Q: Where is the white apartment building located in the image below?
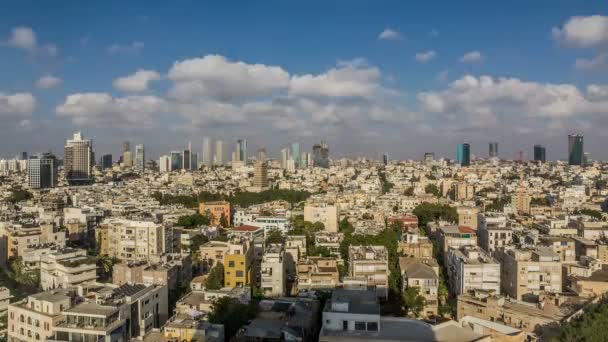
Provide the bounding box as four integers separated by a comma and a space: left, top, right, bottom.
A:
40, 248, 97, 290
261, 244, 286, 297
349, 246, 389, 300
8, 289, 72, 342
447, 246, 501, 295
97, 219, 170, 263
477, 214, 512, 252
233, 210, 292, 236
304, 202, 339, 233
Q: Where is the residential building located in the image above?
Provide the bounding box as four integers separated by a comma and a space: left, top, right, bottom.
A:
477, 214, 512, 252
260, 244, 286, 297
400, 257, 439, 317
349, 245, 389, 300
438, 225, 477, 262
40, 248, 97, 290
458, 206, 479, 231
312, 142, 329, 168
199, 201, 231, 226
135, 143, 145, 172
27, 153, 57, 189
162, 314, 224, 342
539, 236, 576, 262
96, 219, 169, 263
304, 202, 339, 233
251, 160, 269, 191
64, 132, 93, 184
0, 287, 12, 317
447, 246, 501, 295
223, 240, 253, 288
8, 289, 72, 342
296, 257, 340, 291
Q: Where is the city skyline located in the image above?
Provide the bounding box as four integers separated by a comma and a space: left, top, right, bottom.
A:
2, 2, 608, 160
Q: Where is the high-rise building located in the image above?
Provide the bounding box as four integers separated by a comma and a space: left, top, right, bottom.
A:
170, 151, 182, 171
64, 132, 93, 184
257, 147, 267, 162
202, 137, 212, 167
101, 154, 113, 170
215, 140, 225, 166
291, 143, 300, 168
533, 145, 546, 163
489, 142, 498, 158
135, 144, 145, 172
300, 152, 309, 168
182, 148, 191, 170
280, 148, 290, 169
158, 155, 170, 173
568, 133, 584, 166
191, 152, 199, 170
21, 152, 27, 160
122, 141, 132, 167
424, 152, 435, 163
253, 160, 269, 191
27, 153, 57, 189
312, 142, 329, 168
457, 143, 471, 166
237, 139, 248, 163
382, 153, 389, 166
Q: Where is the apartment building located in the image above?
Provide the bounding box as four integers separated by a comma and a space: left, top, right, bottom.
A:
162, 314, 224, 342
285, 235, 307, 278
349, 245, 389, 300
447, 246, 501, 295
457, 206, 479, 230
495, 248, 562, 301
539, 236, 576, 262
477, 214, 512, 253
7, 289, 72, 342
260, 244, 286, 297
0, 287, 12, 317
438, 226, 477, 262
296, 257, 340, 291
96, 218, 169, 263
398, 230, 433, 259
223, 240, 253, 288
399, 257, 439, 317
199, 241, 247, 272
314, 233, 344, 257
199, 201, 231, 226
113, 254, 192, 291
0, 224, 66, 266
40, 248, 97, 290
304, 202, 339, 233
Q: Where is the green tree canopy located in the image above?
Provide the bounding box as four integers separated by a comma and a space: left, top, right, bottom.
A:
403, 286, 426, 317
424, 184, 441, 198
265, 228, 285, 245
205, 262, 224, 290
412, 203, 458, 227
209, 297, 258, 341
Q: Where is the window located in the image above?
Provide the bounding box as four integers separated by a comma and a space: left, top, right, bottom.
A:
343, 321, 348, 331
326, 319, 330, 324
367, 322, 378, 331
236, 271, 244, 277
229, 261, 235, 267
355, 322, 366, 331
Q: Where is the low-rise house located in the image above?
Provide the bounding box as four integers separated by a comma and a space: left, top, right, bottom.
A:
349, 245, 389, 300
296, 257, 340, 291
399, 257, 439, 317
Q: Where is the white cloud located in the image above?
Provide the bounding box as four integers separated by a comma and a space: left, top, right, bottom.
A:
113, 69, 161, 92
378, 28, 402, 40
290, 61, 383, 98
552, 15, 608, 48
6, 27, 36, 50
415, 50, 437, 63
168, 54, 290, 100
575, 53, 608, 70
436, 70, 449, 83
0, 92, 36, 115
36, 75, 62, 89
4, 26, 58, 57
587, 84, 608, 100
107, 41, 144, 55
56, 93, 166, 127
459, 51, 484, 63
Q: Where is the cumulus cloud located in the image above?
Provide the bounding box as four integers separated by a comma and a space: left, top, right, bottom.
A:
4, 26, 58, 57
168, 54, 290, 101
113, 69, 161, 92
552, 15, 608, 48
0, 92, 36, 115
56, 93, 166, 127
378, 28, 402, 40
575, 53, 608, 70
107, 41, 144, 55
460, 51, 484, 63
415, 50, 437, 63
36, 75, 62, 89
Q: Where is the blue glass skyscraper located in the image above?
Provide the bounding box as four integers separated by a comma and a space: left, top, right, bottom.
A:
568, 134, 583, 166
457, 143, 471, 166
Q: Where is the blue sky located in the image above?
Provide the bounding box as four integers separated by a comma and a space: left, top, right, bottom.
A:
1, 0, 608, 161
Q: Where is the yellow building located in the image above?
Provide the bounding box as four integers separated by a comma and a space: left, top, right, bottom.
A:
224, 241, 253, 288
199, 201, 231, 226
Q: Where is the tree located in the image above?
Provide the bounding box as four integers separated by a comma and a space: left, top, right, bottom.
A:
403, 286, 426, 317
208, 297, 258, 341
424, 184, 441, 198
205, 262, 224, 290
8, 258, 39, 287
265, 228, 285, 245
7, 188, 32, 204
553, 297, 608, 342
177, 214, 210, 227
96, 255, 119, 281
219, 213, 228, 227
413, 203, 458, 227
404, 187, 415, 196
576, 209, 603, 220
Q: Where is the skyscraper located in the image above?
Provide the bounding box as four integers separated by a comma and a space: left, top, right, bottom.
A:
122, 141, 132, 167
489, 142, 498, 158
457, 143, 471, 166
280, 148, 290, 169
291, 143, 300, 168
568, 133, 584, 166
382, 153, 389, 165
300, 152, 309, 168
191, 153, 199, 170
135, 144, 145, 172
237, 139, 248, 163
533, 145, 546, 163
257, 147, 267, 161
101, 154, 113, 170
170, 151, 182, 171
182, 148, 191, 170
253, 160, 269, 191
159, 155, 170, 172
202, 137, 212, 167
64, 132, 93, 184
27, 153, 57, 189
215, 140, 225, 166
424, 152, 435, 163
312, 142, 329, 168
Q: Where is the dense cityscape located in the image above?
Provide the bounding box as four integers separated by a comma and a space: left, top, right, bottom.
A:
0, 129, 606, 341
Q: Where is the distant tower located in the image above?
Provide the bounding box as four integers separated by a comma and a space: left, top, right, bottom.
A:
101, 154, 113, 170
568, 133, 584, 166
489, 142, 498, 158
64, 132, 93, 184
253, 160, 269, 190
183, 142, 191, 170
312, 141, 330, 168
27, 153, 57, 189
257, 147, 267, 162
457, 143, 471, 166
170, 151, 182, 171
122, 141, 132, 167
202, 137, 212, 167
382, 153, 389, 165
135, 144, 145, 172
533, 145, 546, 163
215, 140, 225, 166
237, 139, 248, 163
424, 152, 435, 163
291, 143, 300, 168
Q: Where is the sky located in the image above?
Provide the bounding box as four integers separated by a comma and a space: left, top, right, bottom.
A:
1, 0, 608, 161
